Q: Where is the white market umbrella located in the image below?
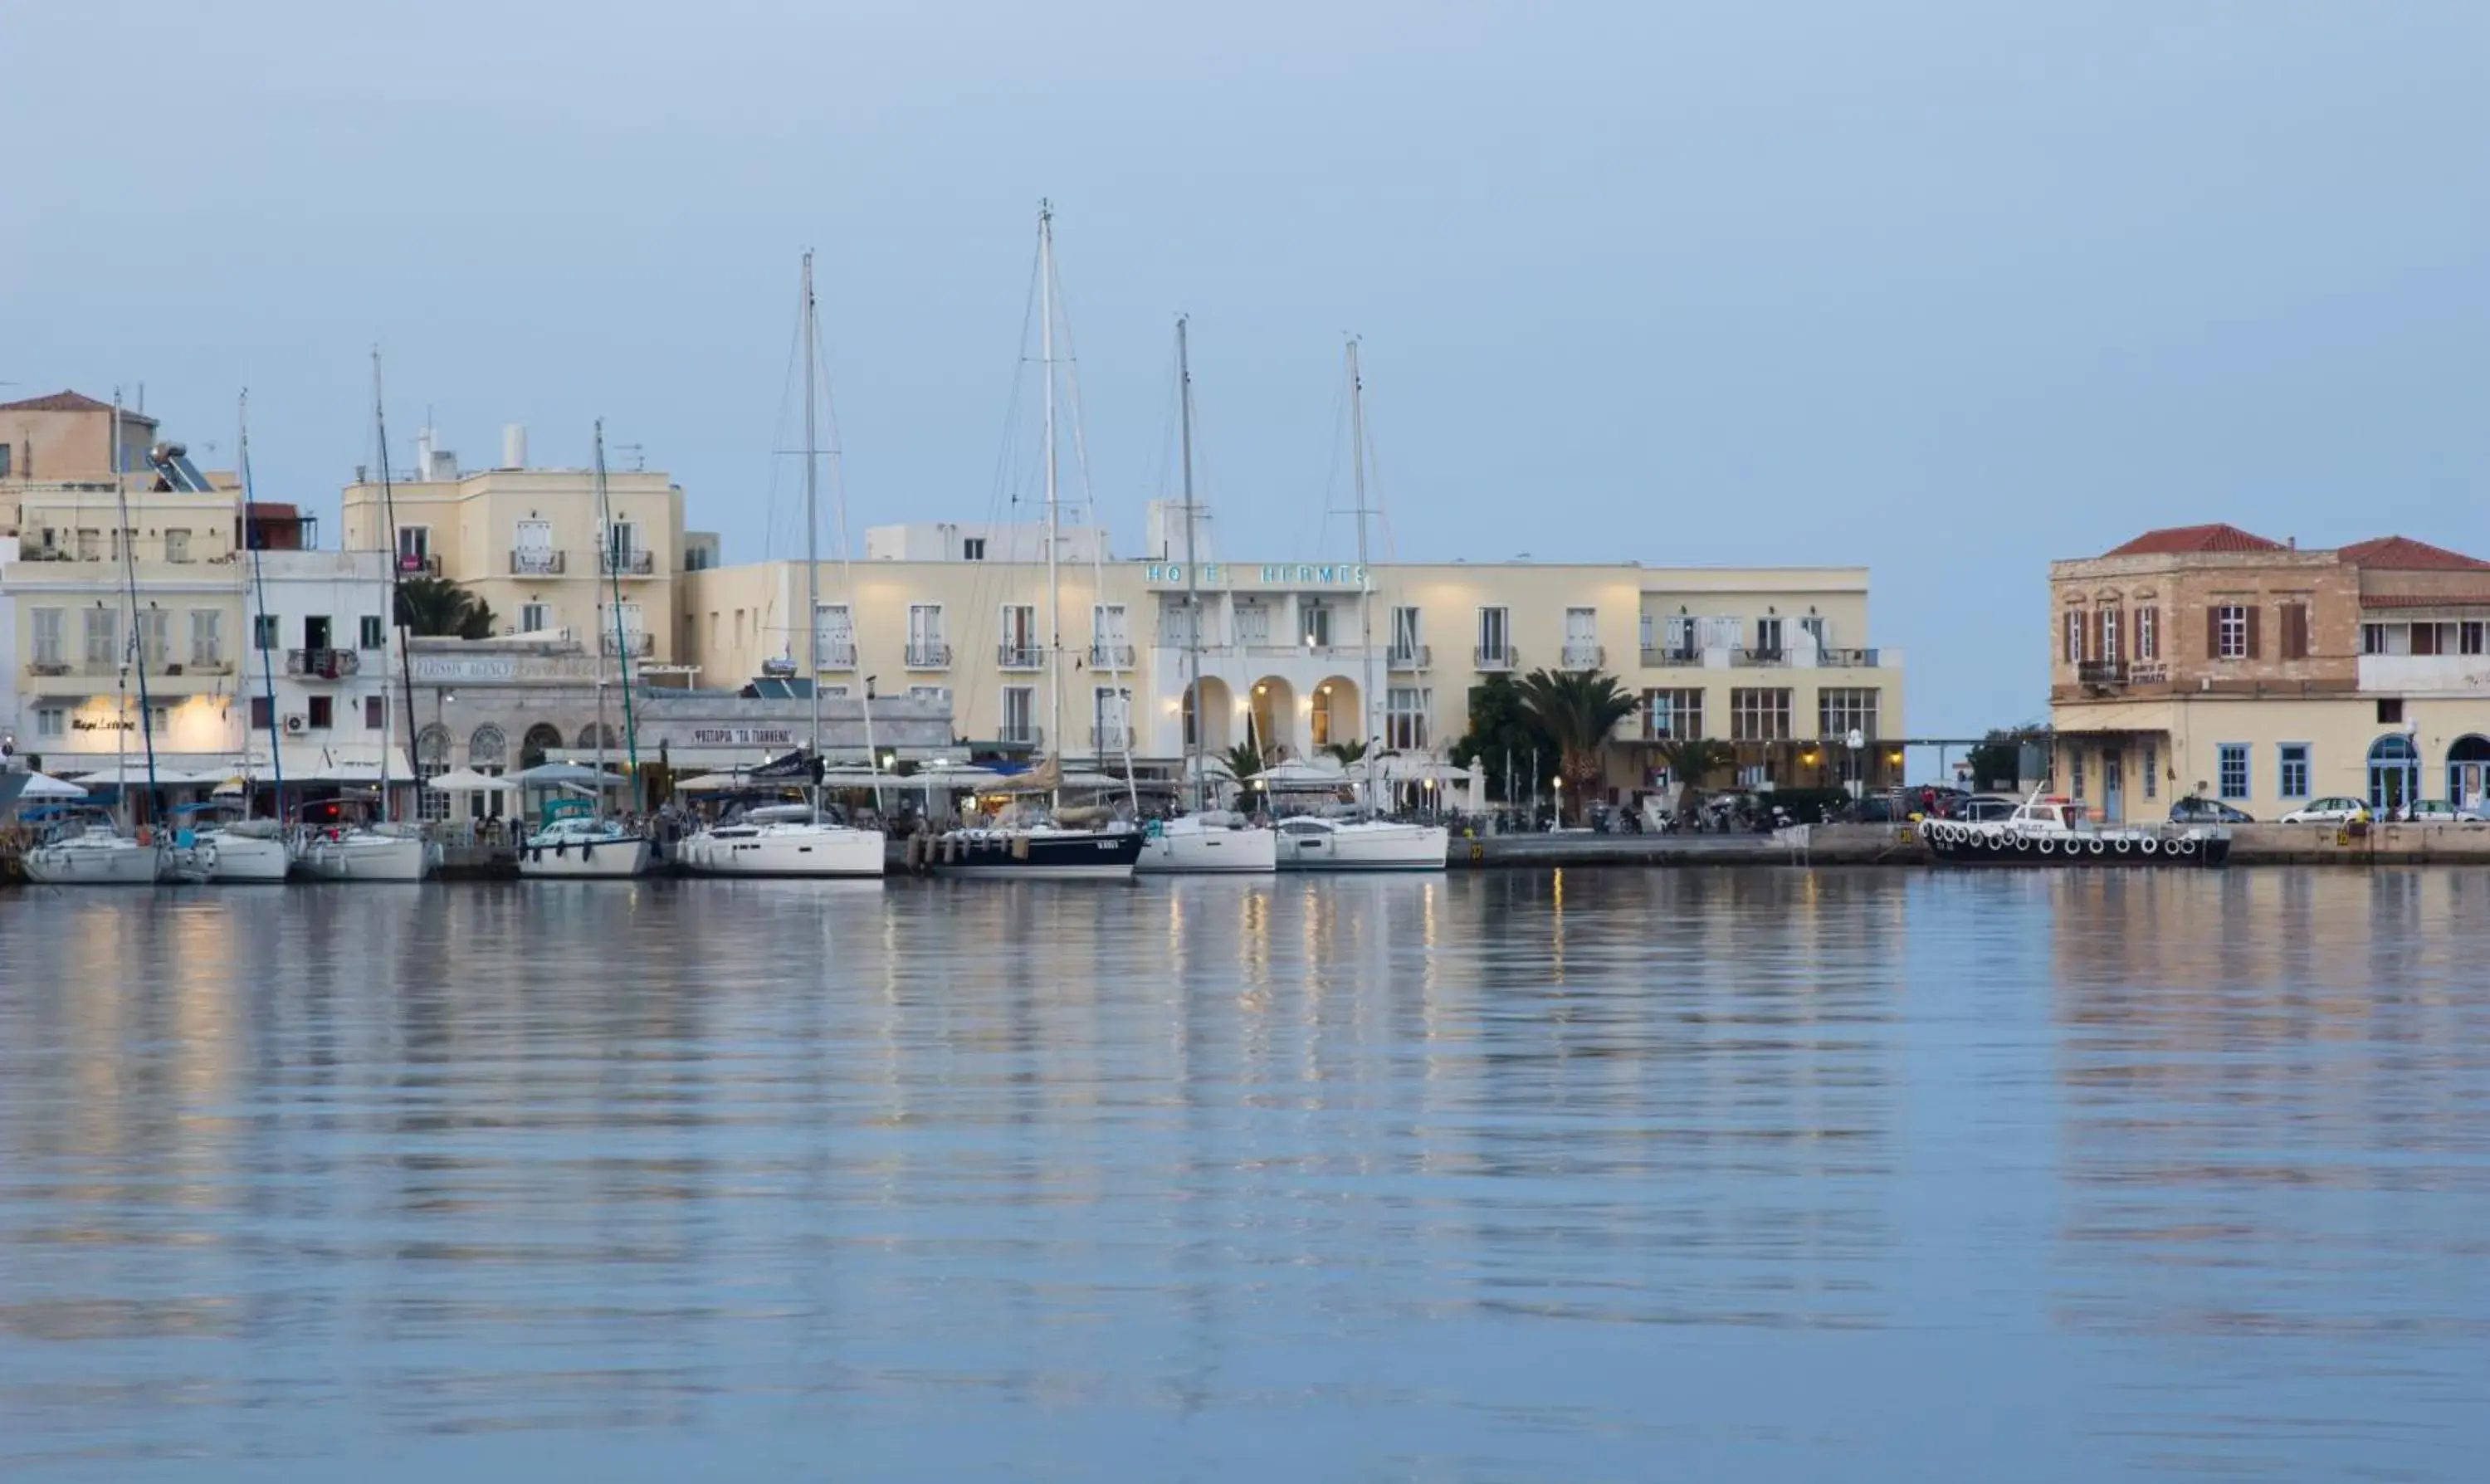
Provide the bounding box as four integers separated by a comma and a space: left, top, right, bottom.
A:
66, 763, 217, 788
426, 768, 516, 794
15, 771, 89, 800
674, 771, 764, 794
508, 762, 630, 788
1250, 758, 1350, 790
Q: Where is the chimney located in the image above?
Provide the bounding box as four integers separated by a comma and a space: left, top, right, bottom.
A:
502, 424, 528, 469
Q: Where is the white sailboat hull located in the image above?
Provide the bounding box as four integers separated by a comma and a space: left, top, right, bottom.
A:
305, 832, 437, 881
519, 834, 656, 878
1136, 822, 1278, 874
202, 833, 295, 882
1275, 821, 1449, 871
22, 839, 164, 886
681, 824, 886, 877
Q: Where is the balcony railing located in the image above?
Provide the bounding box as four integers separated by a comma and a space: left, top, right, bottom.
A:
286, 647, 363, 679
397, 554, 441, 577
599, 632, 655, 657
1560, 643, 1604, 670
510, 549, 568, 575
905, 642, 952, 669
1090, 725, 1134, 753
1641, 646, 1702, 667
184, 657, 235, 676
1731, 647, 1788, 667
1089, 642, 1136, 670
1474, 645, 1519, 672
2077, 660, 2128, 687
27, 659, 71, 677
997, 643, 1042, 670
815, 642, 857, 670
1388, 644, 1431, 671
598, 549, 657, 576
997, 725, 1044, 750
1818, 647, 1884, 668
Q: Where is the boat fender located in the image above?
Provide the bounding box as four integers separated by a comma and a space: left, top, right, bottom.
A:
2114, 837, 2131, 855
2036, 837, 2053, 855
1987, 831, 2004, 850
1012, 833, 1031, 861
2087, 837, 2106, 855
2140, 837, 2158, 857
2175, 837, 2195, 857
583, 840, 595, 858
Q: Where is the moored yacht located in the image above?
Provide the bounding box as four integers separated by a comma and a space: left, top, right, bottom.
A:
1138, 810, 1278, 874
21, 817, 169, 886
682, 802, 883, 877
1273, 814, 1448, 871
196, 817, 297, 882
518, 812, 656, 878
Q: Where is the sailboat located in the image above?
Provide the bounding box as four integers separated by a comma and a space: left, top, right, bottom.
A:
1137, 316, 1274, 875
520, 422, 656, 877
196, 393, 301, 882
935, 204, 1144, 881
304, 353, 437, 881
679, 251, 886, 878
23, 392, 184, 886
1272, 341, 1446, 873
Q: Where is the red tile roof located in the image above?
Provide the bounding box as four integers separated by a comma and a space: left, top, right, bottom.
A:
2102, 523, 2286, 557
0, 389, 118, 415
2338, 535, 2490, 571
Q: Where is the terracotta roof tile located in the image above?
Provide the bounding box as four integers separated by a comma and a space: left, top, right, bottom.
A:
2102, 523, 2287, 558
2339, 535, 2490, 571
0, 389, 124, 415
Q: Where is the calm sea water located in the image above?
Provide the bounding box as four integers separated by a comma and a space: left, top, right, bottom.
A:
2, 870, 2486, 1482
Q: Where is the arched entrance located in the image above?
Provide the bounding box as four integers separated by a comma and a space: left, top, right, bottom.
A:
2448, 735, 2490, 813
576, 722, 620, 752
2367, 733, 2419, 811
1184, 676, 1234, 753
468, 725, 510, 819
1310, 676, 1360, 754
520, 722, 564, 771
1249, 676, 1296, 759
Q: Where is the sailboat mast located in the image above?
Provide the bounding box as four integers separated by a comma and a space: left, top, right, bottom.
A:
592, 421, 612, 790
1179, 316, 1204, 812
373, 351, 415, 825
1347, 341, 1379, 815
113, 392, 161, 825
1039, 202, 1062, 811
802, 251, 823, 803
240, 392, 285, 821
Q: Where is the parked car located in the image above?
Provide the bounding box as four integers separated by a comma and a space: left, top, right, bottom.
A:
2169, 797, 2255, 824
2278, 797, 2370, 825
2393, 800, 2485, 823
1852, 796, 1901, 823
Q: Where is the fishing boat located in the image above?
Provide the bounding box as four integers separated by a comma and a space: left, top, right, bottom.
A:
1135, 316, 1276, 876
931, 204, 1140, 881
1917, 794, 2231, 867
677, 253, 886, 878
1267, 341, 1445, 874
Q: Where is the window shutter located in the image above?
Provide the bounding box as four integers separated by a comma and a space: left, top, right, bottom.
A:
2245, 604, 2262, 659
2286, 603, 2307, 660
2116, 608, 2129, 666
2206, 608, 2222, 660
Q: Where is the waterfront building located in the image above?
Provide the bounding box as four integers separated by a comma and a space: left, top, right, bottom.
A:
339, 427, 715, 667
680, 504, 1907, 799
2048, 524, 2490, 818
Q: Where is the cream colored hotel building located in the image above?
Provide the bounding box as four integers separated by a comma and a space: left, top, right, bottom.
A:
678, 506, 1908, 798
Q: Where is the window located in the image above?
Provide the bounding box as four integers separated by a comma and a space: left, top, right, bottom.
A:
1730, 687, 1791, 741
1385, 687, 1430, 750
1389, 605, 1422, 661
513, 518, 555, 574
1818, 688, 1880, 740
307, 696, 334, 730
519, 603, 549, 634
2218, 744, 2249, 800
2072, 749, 2086, 800
2463, 622, 2487, 656
1643, 687, 1704, 740
360, 615, 385, 649
396, 525, 430, 570
2143, 742, 2159, 800
2377, 698, 2405, 725
137, 609, 168, 671
31, 608, 63, 667
0, 444, 10, 478
248, 695, 275, 730
359, 696, 383, 730
2362, 622, 2390, 656
1564, 607, 1599, 666
963, 537, 987, 561
2097, 607, 2120, 665
36, 707, 66, 738
1233, 599, 1271, 645
303, 615, 331, 651
1477, 606, 1511, 665
2136, 607, 2158, 662
1753, 615, 1783, 660
1091, 686, 1131, 750
1298, 601, 1331, 649
2279, 744, 2310, 799
906, 603, 946, 666
189, 609, 222, 666
76, 528, 100, 561
164, 528, 192, 563
253, 614, 278, 652
998, 603, 1038, 666
1658, 614, 1697, 659
2413, 622, 2449, 657
2063, 609, 2083, 663
85, 608, 119, 668
1092, 603, 1130, 665
1001, 686, 1036, 744
815, 603, 854, 665
2279, 601, 2309, 661
608, 520, 638, 564
2214, 604, 2249, 660
1798, 613, 1828, 652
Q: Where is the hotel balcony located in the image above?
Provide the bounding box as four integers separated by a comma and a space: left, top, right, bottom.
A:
286, 647, 363, 679
997, 643, 1042, 670
2076, 660, 2128, 687
1090, 725, 1134, 753
815, 641, 857, 670
1730, 647, 1788, 667
905, 641, 952, 670
397, 554, 442, 577
1387, 644, 1431, 671
1474, 645, 1519, 672
598, 548, 657, 577
510, 549, 568, 575
600, 631, 655, 657
1641, 646, 1702, 667
1089, 642, 1136, 670
1560, 643, 1604, 670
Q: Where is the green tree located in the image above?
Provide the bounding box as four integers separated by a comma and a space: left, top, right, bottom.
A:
393, 577, 496, 640
1515, 668, 1638, 821
1321, 739, 1370, 766
1966, 725, 2041, 792
1220, 740, 1267, 784
1448, 673, 1538, 802
1655, 737, 1738, 818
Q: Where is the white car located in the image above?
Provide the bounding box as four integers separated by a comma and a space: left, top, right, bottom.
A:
2279, 797, 2370, 825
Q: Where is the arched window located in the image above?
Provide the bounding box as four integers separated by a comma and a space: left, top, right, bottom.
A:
469, 724, 508, 771
576, 722, 620, 751
2368, 733, 2419, 811
414, 725, 452, 767
2447, 735, 2490, 813
520, 723, 564, 771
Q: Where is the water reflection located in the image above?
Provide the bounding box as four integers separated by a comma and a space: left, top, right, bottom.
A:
1, 871, 2483, 1479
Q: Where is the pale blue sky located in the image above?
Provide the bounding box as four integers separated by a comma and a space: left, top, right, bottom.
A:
8, 2, 2486, 735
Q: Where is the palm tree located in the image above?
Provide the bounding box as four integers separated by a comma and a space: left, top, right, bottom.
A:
393, 576, 496, 640
1655, 737, 1738, 819
1321, 739, 1370, 766
1220, 740, 1266, 784
1515, 668, 1638, 822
